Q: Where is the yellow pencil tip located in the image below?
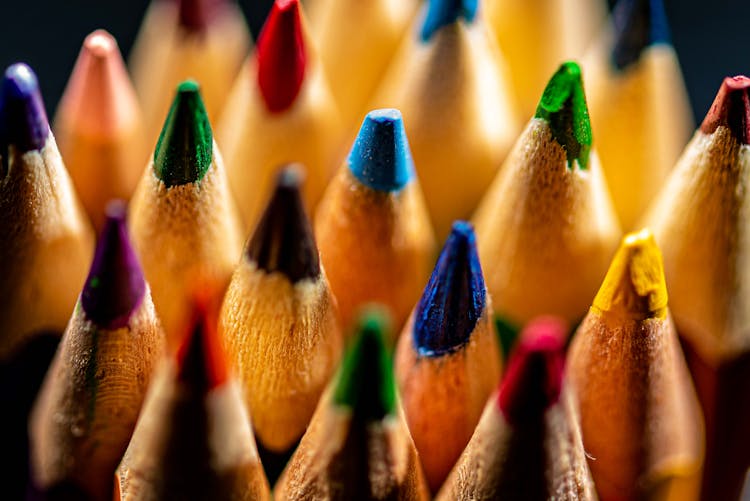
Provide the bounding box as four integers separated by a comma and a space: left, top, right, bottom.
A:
592, 229, 668, 319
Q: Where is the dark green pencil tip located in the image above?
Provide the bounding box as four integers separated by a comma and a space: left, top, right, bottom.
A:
535, 61, 592, 170
154, 80, 213, 187
333, 308, 396, 421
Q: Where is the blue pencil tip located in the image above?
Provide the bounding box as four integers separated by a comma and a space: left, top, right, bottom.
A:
611, 0, 671, 70
421, 0, 478, 42
413, 221, 486, 356
0, 63, 49, 154
348, 109, 414, 192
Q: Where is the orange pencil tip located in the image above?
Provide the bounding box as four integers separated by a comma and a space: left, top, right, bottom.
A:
176, 293, 228, 392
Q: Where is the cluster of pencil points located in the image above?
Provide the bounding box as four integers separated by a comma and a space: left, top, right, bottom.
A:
1, 0, 749, 500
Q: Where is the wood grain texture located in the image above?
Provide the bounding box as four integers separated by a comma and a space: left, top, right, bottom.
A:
395, 307, 501, 492
29, 293, 163, 501
220, 258, 342, 452
370, 15, 519, 240
315, 168, 435, 333
0, 135, 94, 360
473, 118, 620, 326
129, 145, 243, 350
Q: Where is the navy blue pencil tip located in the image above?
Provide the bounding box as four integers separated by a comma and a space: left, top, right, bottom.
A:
348, 108, 414, 193
420, 0, 478, 42
0, 63, 49, 153
413, 220, 486, 357
611, 0, 671, 70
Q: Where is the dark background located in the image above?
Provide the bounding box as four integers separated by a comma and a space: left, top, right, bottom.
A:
0, 0, 748, 124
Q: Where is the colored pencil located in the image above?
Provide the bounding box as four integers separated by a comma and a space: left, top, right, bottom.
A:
55, 30, 146, 232
436, 317, 597, 500
217, 0, 343, 232
129, 80, 243, 350
274, 308, 430, 500
395, 221, 502, 492
484, 0, 605, 119
118, 298, 271, 500
0, 63, 94, 361
583, 0, 693, 230
29, 200, 163, 501
370, 0, 519, 240
311, 0, 418, 129
220, 164, 342, 455
129, 0, 250, 143
644, 75, 750, 500
315, 108, 435, 333
473, 61, 620, 333
567, 229, 704, 500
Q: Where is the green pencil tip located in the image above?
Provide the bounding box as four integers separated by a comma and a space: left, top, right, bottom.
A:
333, 308, 396, 420
535, 61, 592, 170
154, 80, 213, 187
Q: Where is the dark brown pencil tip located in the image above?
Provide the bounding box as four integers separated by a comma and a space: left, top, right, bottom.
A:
176, 297, 228, 393
245, 164, 320, 282
178, 0, 226, 32
497, 317, 566, 427
700, 75, 750, 144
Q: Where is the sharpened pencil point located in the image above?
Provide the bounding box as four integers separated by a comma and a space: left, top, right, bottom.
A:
497, 317, 566, 426
178, 0, 224, 32
0, 63, 49, 154
700, 76, 750, 144
535, 61, 592, 170
246, 164, 320, 282
177, 299, 228, 392
592, 229, 668, 319
334, 308, 396, 420
81, 200, 146, 329
257, 0, 306, 113
420, 0, 478, 42
611, 0, 671, 70
154, 80, 213, 187
414, 221, 485, 356
348, 109, 414, 192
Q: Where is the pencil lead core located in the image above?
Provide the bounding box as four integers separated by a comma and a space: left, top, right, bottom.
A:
176, 300, 228, 392
535, 61, 592, 170
0, 63, 49, 155
246, 164, 320, 282
154, 80, 213, 187
348, 109, 414, 192
420, 0, 478, 42
257, 0, 306, 113
81, 200, 146, 329
497, 317, 566, 427
178, 0, 223, 32
334, 309, 396, 420
592, 229, 668, 319
611, 0, 671, 70
413, 221, 486, 356
700, 76, 750, 144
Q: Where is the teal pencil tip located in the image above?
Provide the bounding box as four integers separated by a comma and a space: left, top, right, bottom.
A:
534, 62, 592, 170
154, 80, 213, 187
333, 307, 396, 420
420, 0, 478, 42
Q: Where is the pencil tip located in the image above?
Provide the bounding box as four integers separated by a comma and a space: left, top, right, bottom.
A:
257, 0, 306, 113
497, 317, 566, 426
81, 200, 146, 329
611, 0, 671, 70
700, 75, 750, 144
178, 0, 225, 32
535, 61, 592, 170
246, 164, 320, 282
333, 308, 396, 420
176, 299, 228, 392
592, 229, 668, 319
413, 221, 486, 356
83, 29, 118, 58
348, 109, 414, 192
154, 80, 213, 187
421, 0, 478, 41
0, 63, 49, 153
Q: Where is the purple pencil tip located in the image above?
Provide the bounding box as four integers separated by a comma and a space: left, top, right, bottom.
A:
81, 200, 146, 329
0, 63, 49, 153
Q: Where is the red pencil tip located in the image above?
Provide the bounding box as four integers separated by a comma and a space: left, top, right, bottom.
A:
700, 75, 750, 144
256, 0, 306, 113
497, 317, 566, 427
176, 296, 228, 392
